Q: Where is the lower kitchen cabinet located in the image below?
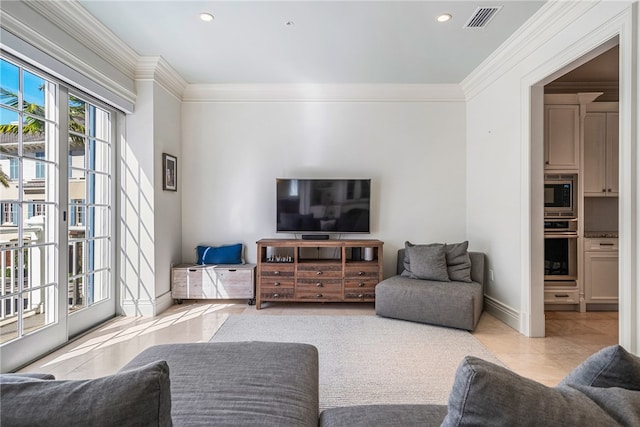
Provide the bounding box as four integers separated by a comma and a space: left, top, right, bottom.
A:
584, 238, 618, 305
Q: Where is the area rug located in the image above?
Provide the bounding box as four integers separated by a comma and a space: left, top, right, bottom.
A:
210, 315, 502, 410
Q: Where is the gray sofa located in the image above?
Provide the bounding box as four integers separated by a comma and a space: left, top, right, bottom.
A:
375, 249, 485, 331
2, 342, 639, 426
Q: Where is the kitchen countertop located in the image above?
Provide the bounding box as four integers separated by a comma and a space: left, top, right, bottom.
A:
584, 231, 619, 238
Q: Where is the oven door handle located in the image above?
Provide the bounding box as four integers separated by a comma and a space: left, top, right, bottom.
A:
544, 233, 579, 239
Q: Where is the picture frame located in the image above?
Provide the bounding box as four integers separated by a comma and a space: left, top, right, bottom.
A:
162, 153, 177, 191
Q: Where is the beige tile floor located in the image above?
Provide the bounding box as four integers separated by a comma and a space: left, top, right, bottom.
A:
19, 302, 618, 388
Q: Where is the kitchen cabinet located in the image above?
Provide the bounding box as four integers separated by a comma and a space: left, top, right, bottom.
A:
544, 105, 580, 170
584, 238, 618, 304
584, 111, 619, 196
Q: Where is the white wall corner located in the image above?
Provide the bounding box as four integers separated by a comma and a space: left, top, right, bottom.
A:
121, 292, 173, 317
461, 0, 598, 100
182, 83, 465, 103
137, 56, 188, 101
484, 295, 521, 333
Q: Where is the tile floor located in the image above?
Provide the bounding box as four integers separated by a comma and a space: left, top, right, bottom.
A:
18, 302, 618, 388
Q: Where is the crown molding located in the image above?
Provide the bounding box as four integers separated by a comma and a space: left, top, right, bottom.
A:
24, 0, 138, 77
1, 1, 136, 110
182, 84, 465, 103
137, 56, 188, 101
461, 1, 599, 100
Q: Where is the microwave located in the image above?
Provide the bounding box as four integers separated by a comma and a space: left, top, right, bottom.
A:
544, 174, 576, 218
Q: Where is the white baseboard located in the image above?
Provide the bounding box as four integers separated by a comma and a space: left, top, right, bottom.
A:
484, 295, 520, 332
121, 291, 174, 316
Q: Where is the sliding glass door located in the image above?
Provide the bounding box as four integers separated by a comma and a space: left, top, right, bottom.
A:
0, 56, 116, 371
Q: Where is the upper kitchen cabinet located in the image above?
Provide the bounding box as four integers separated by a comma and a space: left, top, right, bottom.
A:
583, 103, 619, 197
544, 104, 580, 170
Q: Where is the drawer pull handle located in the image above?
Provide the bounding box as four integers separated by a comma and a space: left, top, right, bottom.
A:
316, 294, 323, 298
316, 271, 323, 275
358, 282, 365, 287
555, 294, 570, 298
229, 269, 236, 272
274, 282, 281, 286
358, 294, 364, 298
274, 271, 280, 275
316, 283, 323, 287
599, 243, 615, 246
188, 269, 197, 272
358, 271, 365, 276
273, 293, 280, 298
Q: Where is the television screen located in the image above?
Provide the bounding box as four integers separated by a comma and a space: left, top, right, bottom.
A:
276, 179, 371, 234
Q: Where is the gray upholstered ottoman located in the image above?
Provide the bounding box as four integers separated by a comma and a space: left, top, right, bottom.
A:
375, 250, 485, 331
120, 342, 319, 426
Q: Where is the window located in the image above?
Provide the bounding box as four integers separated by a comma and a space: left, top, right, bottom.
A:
1, 203, 17, 225
9, 158, 18, 180
35, 152, 45, 179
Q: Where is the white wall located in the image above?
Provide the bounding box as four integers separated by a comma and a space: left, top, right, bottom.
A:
153, 82, 182, 299
121, 77, 182, 315
465, 0, 638, 346
181, 90, 467, 278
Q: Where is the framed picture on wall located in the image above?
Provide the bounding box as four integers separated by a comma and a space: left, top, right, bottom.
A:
163, 153, 177, 191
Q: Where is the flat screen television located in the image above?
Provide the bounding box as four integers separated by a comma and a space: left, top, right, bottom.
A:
276, 178, 371, 234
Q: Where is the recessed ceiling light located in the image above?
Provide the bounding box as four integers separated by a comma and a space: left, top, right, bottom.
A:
199, 13, 214, 22
437, 13, 452, 23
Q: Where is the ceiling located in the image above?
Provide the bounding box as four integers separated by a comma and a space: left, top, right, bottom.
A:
78, 1, 545, 85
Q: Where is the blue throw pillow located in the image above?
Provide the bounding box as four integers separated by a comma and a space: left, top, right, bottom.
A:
197, 243, 243, 265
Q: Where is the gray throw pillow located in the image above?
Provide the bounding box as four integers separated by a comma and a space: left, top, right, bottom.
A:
441, 356, 625, 427
405, 243, 450, 282
560, 344, 640, 390
0, 360, 172, 427
444, 241, 472, 282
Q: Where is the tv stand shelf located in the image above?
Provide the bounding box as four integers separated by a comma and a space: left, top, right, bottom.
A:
256, 239, 383, 309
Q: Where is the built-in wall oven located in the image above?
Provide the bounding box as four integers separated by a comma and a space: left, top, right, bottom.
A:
544, 219, 578, 282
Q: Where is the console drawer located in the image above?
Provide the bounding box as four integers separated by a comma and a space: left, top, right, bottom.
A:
297, 263, 342, 278
344, 264, 380, 279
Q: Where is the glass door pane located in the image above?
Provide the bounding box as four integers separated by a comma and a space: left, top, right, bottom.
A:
67, 96, 112, 313
0, 58, 58, 346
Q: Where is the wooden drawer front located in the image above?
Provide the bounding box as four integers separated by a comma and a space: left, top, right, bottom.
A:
172, 267, 204, 298
344, 279, 377, 291
297, 263, 342, 278
544, 289, 579, 304
260, 264, 295, 278
584, 238, 618, 251
210, 268, 254, 299
297, 278, 342, 290
296, 280, 342, 300
260, 277, 295, 288
261, 286, 295, 300
344, 264, 379, 279
343, 291, 376, 301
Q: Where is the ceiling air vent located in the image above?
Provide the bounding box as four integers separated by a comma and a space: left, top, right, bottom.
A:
464, 6, 502, 28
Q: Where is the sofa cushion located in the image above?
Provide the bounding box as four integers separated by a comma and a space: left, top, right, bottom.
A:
196, 243, 243, 265
319, 404, 448, 427
403, 242, 450, 282
0, 373, 55, 382
559, 344, 640, 390
444, 241, 472, 282
120, 342, 319, 427
441, 356, 628, 427
0, 360, 172, 427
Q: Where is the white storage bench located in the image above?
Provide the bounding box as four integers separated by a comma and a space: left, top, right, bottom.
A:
171, 263, 256, 305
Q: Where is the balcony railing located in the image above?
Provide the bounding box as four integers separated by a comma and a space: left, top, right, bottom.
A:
0, 218, 85, 343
